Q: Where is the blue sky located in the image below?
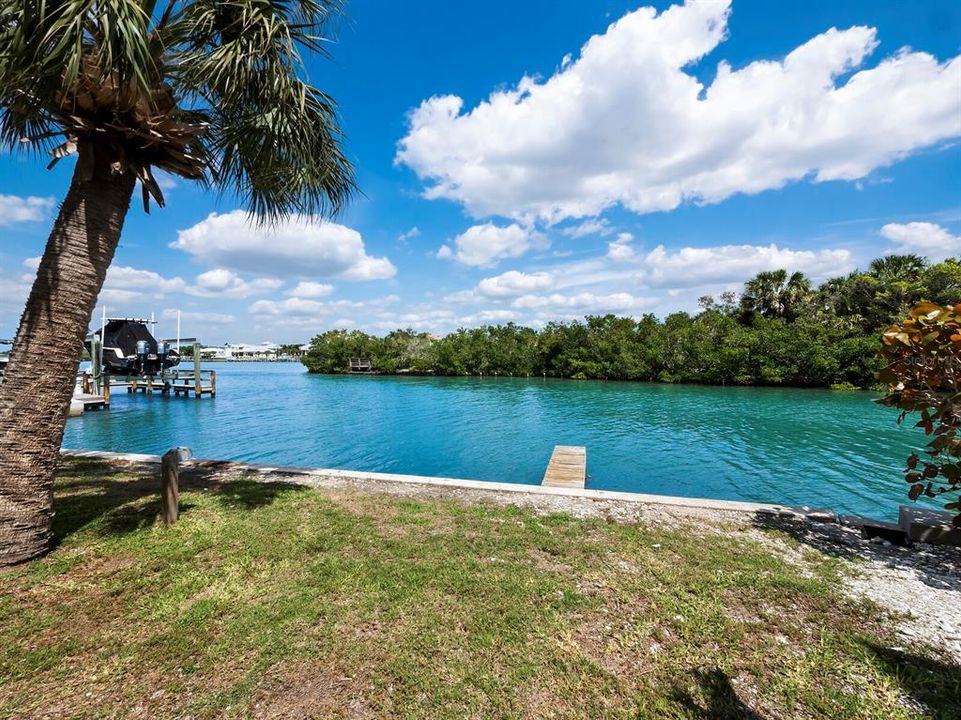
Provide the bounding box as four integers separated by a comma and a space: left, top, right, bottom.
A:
1, 0, 959, 343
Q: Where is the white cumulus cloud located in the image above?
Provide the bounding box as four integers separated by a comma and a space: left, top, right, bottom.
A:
95, 266, 186, 304
476, 270, 554, 298
250, 294, 398, 319
187, 268, 283, 298
438, 223, 547, 267
512, 291, 657, 313
640, 243, 852, 287
171, 210, 396, 281
105, 266, 187, 294
0, 195, 55, 226
250, 297, 331, 317
397, 0, 961, 223
879, 222, 960, 260
286, 281, 335, 298
607, 233, 636, 261
0, 274, 31, 314
459, 309, 521, 324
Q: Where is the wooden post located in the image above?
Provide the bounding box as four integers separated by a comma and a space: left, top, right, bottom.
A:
103, 373, 110, 406
209, 369, 217, 397
90, 334, 102, 395
160, 449, 180, 525
193, 343, 202, 397
160, 447, 191, 525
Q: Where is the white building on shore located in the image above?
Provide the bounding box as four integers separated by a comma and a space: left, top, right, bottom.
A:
200, 342, 280, 361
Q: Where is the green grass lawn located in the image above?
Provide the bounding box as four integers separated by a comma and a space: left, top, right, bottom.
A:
0, 459, 957, 719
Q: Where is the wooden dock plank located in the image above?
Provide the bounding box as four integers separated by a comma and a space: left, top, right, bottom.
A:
74, 393, 108, 411
542, 445, 587, 489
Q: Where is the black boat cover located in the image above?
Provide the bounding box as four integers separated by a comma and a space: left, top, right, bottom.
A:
94, 319, 180, 375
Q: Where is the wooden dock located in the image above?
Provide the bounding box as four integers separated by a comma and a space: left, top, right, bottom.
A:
542, 445, 587, 489
125, 370, 217, 398
169, 370, 216, 397
349, 357, 373, 373
74, 393, 109, 411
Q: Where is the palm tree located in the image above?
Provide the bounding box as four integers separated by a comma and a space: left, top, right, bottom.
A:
0, 0, 355, 565
868, 254, 927, 284
740, 270, 812, 320
868, 254, 929, 322
781, 271, 812, 318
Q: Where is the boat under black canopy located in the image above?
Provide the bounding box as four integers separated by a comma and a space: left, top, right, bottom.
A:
92, 319, 181, 376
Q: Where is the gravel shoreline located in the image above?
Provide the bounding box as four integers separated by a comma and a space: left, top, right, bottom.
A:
752, 513, 961, 665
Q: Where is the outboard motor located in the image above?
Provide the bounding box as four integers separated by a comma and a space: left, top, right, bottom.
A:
136, 339, 149, 374
156, 341, 169, 379
156, 341, 170, 387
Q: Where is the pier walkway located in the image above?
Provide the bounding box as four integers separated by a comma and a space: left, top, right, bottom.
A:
542, 445, 587, 489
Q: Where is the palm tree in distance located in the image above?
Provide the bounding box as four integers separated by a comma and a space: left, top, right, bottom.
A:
740, 270, 812, 320
868, 254, 927, 284
868, 254, 930, 321
0, 0, 355, 565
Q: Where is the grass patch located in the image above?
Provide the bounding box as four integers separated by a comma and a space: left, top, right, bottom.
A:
0, 460, 957, 719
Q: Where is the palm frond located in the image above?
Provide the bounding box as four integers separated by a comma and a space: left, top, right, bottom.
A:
0, 0, 354, 220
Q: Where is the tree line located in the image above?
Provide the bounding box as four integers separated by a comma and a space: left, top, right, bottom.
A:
302, 255, 960, 388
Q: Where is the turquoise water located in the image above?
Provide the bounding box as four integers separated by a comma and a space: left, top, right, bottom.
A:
63, 362, 928, 520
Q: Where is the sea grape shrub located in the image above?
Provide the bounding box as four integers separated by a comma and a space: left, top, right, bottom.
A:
878, 302, 961, 524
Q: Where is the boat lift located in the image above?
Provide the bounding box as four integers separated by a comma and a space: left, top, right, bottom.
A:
82, 334, 216, 404
79, 314, 216, 411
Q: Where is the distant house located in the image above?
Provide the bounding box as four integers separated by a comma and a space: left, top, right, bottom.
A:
200, 342, 280, 360
198, 346, 225, 360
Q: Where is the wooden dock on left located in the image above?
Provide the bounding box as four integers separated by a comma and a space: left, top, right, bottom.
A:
73, 393, 109, 411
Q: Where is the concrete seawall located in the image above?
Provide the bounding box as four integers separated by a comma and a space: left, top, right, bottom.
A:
61, 448, 801, 518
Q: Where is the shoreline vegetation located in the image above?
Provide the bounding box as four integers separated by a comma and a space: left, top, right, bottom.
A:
301, 256, 960, 389
1, 457, 957, 719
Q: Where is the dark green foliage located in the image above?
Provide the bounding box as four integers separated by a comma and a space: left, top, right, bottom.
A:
301, 329, 383, 374
302, 256, 960, 388
921, 258, 961, 306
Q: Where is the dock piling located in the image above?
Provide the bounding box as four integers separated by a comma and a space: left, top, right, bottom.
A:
89, 334, 103, 395
193, 343, 202, 397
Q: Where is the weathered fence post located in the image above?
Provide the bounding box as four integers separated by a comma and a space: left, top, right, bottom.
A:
160, 447, 192, 525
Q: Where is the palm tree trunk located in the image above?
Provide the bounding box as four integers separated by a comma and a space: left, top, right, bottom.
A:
0, 144, 136, 566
